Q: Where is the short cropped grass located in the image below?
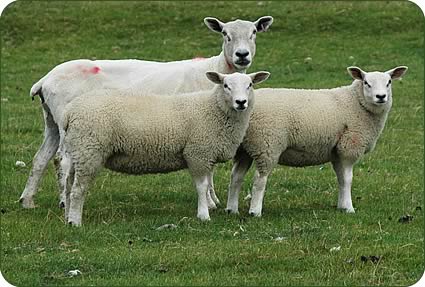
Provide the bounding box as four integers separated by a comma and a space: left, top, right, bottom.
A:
1, 1, 424, 286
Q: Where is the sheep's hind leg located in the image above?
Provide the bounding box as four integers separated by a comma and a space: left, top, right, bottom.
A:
248, 170, 269, 217
61, 153, 74, 221
53, 154, 67, 208
226, 152, 253, 214
67, 173, 92, 227
56, 128, 69, 209
53, 152, 66, 208
206, 190, 216, 210
64, 171, 74, 222
206, 172, 218, 209
331, 159, 355, 213
66, 144, 102, 226
19, 108, 59, 208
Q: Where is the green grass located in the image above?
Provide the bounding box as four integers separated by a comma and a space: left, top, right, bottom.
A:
1, 1, 424, 286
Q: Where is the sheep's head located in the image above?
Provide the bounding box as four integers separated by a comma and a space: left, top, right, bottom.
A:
204, 16, 273, 72
206, 71, 270, 112
348, 66, 408, 108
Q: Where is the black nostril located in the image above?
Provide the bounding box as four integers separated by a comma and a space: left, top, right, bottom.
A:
235, 50, 249, 58
376, 94, 386, 99
235, 100, 247, 106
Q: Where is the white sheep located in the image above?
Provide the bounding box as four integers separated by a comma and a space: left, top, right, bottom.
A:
225, 66, 408, 216
60, 71, 270, 226
19, 16, 274, 210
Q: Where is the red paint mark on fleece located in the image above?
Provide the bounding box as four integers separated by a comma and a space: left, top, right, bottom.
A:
90, 66, 101, 74
80, 66, 101, 75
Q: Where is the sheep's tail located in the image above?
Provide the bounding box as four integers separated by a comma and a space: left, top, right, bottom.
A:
30, 76, 46, 103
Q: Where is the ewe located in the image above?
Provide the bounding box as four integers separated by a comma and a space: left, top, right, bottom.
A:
225, 66, 408, 216
60, 71, 270, 226
19, 16, 273, 209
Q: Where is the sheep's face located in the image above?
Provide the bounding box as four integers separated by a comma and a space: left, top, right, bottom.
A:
206, 71, 270, 112
204, 16, 273, 72
223, 73, 255, 112
348, 66, 408, 107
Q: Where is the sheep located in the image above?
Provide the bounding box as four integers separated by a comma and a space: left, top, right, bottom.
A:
60, 71, 270, 226
225, 66, 408, 217
19, 16, 274, 210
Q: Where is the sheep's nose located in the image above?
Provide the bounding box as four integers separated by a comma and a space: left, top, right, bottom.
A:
235, 50, 249, 59
236, 99, 247, 106
376, 94, 386, 100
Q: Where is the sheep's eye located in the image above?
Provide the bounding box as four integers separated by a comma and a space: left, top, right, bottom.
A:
250, 30, 257, 40
248, 83, 253, 89
387, 79, 392, 87
224, 83, 230, 90
222, 31, 231, 41
364, 81, 371, 88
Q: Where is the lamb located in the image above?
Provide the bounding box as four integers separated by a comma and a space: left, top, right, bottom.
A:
19, 16, 274, 210
60, 71, 270, 226
225, 66, 408, 216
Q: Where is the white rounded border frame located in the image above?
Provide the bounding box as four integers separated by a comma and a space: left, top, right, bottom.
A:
0, 0, 423, 287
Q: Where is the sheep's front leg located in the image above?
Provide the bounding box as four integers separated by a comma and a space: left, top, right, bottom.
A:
19, 109, 59, 208
248, 170, 269, 217
332, 159, 355, 213
226, 154, 253, 214
192, 175, 210, 221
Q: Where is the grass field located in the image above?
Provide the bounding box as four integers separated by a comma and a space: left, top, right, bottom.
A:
1, 1, 424, 286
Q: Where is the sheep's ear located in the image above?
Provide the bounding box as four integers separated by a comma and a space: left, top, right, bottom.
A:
204, 17, 224, 33
254, 16, 273, 32
386, 66, 408, 80
347, 66, 365, 80
206, 71, 224, 84
250, 71, 270, 85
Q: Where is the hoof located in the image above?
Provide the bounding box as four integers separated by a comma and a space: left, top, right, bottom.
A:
249, 211, 262, 217
197, 214, 211, 222
59, 201, 65, 209
345, 207, 355, 213
67, 220, 81, 227
338, 206, 355, 213
225, 208, 239, 215
19, 197, 36, 209
207, 202, 217, 210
